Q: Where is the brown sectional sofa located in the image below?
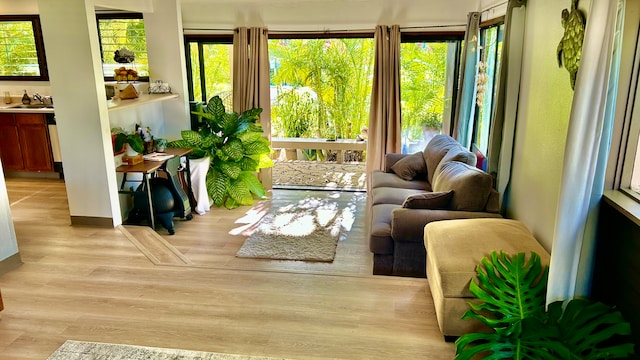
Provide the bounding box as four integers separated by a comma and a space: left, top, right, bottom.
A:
368, 134, 502, 277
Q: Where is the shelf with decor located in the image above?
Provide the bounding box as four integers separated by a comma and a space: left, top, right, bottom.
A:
107, 93, 179, 112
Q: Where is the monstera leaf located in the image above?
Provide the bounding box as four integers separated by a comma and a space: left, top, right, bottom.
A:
455, 251, 634, 360
169, 95, 273, 209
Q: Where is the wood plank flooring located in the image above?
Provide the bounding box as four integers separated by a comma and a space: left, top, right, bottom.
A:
0, 178, 455, 359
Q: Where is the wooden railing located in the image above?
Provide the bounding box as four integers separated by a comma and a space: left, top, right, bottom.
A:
271, 137, 366, 164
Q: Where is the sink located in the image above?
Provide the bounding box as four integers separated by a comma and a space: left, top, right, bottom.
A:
9, 104, 54, 109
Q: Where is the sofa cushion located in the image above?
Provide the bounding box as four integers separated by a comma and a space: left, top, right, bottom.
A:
434, 146, 477, 177
370, 170, 431, 191
390, 152, 427, 181
372, 187, 428, 206
369, 204, 401, 254
423, 134, 472, 184
402, 191, 453, 209
433, 161, 493, 212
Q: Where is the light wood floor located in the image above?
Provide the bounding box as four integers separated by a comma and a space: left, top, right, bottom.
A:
0, 178, 455, 359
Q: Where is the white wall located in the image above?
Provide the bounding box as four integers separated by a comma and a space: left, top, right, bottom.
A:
505, 0, 591, 251
0, 160, 18, 262
180, 0, 478, 32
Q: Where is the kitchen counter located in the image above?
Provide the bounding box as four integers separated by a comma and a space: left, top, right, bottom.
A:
0, 103, 55, 114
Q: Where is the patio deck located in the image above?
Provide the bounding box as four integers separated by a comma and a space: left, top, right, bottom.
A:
271, 160, 367, 191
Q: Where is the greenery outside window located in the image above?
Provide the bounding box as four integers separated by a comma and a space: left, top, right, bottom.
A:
400, 33, 463, 154
0, 15, 48, 80
184, 35, 233, 106
96, 13, 149, 80
268, 35, 374, 142
471, 21, 504, 169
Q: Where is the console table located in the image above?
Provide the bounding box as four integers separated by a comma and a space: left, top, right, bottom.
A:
115, 147, 192, 229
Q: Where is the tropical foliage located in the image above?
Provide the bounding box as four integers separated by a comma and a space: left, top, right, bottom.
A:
269, 38, 375, 140
169, 96, 273, 209
456, 251, 635, 360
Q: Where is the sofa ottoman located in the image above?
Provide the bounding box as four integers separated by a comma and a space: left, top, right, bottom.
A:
424, 218, 550, 338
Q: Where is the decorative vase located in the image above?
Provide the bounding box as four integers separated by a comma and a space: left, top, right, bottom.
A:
125, 143, 139, 156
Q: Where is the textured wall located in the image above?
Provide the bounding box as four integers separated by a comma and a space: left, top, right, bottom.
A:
505, 0, 591, 251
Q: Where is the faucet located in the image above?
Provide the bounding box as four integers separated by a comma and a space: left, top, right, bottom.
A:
33, 93, 44, 104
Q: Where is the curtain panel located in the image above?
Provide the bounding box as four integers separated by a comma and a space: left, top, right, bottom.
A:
486, 0, 527, 210
232, 27, 272, 189
547, 0, 625, 303
452, 12, 480, 150
366, 25, 401, 180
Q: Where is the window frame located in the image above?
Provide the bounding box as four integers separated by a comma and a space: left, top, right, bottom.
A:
96, 12, 149, 82
0, 15, 49, 81
470, 18, 505, 163
399, 31, 464, 152
184, 34, 233, 103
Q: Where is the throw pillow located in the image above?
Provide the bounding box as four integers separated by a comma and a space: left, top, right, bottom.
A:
402, 190, 454, 209
432, 161, 493, 211
390, 152, 427, 181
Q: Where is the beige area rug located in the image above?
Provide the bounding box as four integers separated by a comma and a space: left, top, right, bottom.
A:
272, 160, 366, 191
47, 340, 285, 360
236, 191, 361, 262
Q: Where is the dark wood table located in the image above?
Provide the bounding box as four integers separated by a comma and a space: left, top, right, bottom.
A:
116, 148, 192, 229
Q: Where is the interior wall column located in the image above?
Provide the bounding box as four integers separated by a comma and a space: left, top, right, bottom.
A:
143, 0, 190, 139
38, 0, 122, 226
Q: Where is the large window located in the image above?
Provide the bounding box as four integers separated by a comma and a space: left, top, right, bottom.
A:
184, 35, 233, 107
97, 14, 148, 80
400, 34, 462, 153
269, 36, 374, 141
0, 15, 48, 80
471, 22, 505, 167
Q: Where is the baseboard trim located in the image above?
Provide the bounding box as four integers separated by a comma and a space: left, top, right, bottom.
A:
0, 253, 22, 275
70, 216, 114, 227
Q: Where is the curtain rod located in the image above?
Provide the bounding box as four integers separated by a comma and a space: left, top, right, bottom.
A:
481, 1, 508, 14
183, 24, 466, 34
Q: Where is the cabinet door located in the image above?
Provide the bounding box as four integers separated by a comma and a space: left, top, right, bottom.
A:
0, 114, 24, 171
16, 113, 53, 172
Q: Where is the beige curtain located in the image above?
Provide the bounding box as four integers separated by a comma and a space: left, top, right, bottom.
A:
233, 27, 272, 189
367, 25, 402, 181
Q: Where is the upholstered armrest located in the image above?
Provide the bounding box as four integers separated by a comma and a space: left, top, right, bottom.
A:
390, 208, 503, 244
384, 153, 410, 172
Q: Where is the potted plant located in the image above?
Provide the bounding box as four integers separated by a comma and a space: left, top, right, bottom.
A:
169, 95, 273, 209
112, 128, 144, 156
456, 251, 635, 359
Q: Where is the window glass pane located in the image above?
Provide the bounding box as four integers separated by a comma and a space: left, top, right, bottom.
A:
0, 20, 40, 77
400, 41, 458, 154
189, 43, 202, 102
202, 43, 233, 106
268, 38, 374, 141
98, 18, 148, 78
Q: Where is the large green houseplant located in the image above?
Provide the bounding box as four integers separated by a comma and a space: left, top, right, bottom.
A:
169, 96, 273, 209
456, 251, 635, 360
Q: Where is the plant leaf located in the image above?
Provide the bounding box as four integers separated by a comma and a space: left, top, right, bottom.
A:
219, 161, 242, 180
181, 130, 203, 147
244, 137, 271, 155
206, 168, 229, 208
257, 153, 275, 169
550, 299, 634, 359
224, 196, 239, 210
206, 95, 226, 118
237, 131, 263, 144
228, 177, 253, 206
238, 171, 267, 198
238, 156, 259, 171
168, 139, 191, 149
222, 138, 245, 161
464, 251, 548, 333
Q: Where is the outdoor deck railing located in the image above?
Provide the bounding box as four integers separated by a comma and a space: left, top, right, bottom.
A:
271, 137, 366, 164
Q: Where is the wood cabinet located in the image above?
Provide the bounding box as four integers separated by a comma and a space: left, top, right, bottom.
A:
0, 113, 53, 172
